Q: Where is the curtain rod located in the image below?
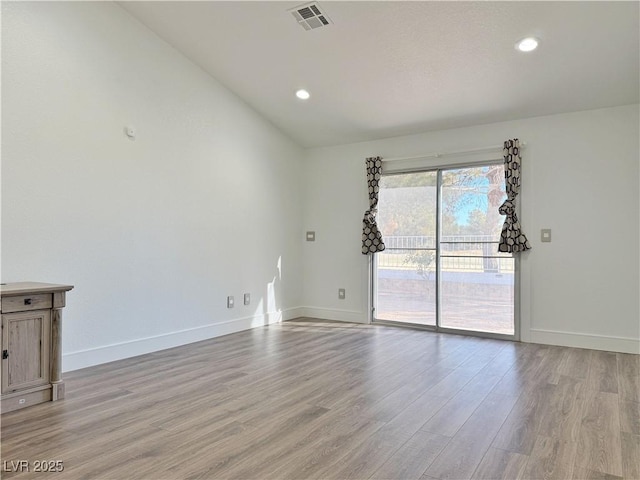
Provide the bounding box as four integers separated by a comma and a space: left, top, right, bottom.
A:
382, 141, 527, 162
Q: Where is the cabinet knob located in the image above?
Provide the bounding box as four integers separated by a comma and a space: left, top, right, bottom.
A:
24, 298, 32, 305
2, 350, 8, 360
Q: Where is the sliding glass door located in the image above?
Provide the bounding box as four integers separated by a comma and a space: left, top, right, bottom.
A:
374, 171, 437, 326
373, 163, 516, 337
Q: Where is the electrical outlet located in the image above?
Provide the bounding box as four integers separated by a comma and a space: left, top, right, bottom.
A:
306, 231, 316, 241
227, 296, 234, 308
338, 288, 346, 299
244, 293, 250, 305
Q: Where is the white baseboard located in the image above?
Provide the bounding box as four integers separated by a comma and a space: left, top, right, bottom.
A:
291, 310, 639, 354
63, 307, 304, 372
529, 328, 640, 354
295, 307, 368, 324
65, 310, 637, 373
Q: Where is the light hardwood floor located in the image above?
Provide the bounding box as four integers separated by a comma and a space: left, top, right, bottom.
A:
1, 318, 638, 479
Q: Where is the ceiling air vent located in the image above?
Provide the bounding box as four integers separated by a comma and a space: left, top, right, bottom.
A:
289, 2, 331, 31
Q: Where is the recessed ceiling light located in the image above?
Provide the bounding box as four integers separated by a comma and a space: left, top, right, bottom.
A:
296, 89, 310, 100
516, 37, 539, 52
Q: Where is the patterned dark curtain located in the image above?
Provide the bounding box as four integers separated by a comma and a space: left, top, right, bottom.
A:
498, 139, 532, 253
362, 157, 386, 255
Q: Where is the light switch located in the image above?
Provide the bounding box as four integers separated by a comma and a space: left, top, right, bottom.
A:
306, 231, 316, 241
541, 229, 552, 242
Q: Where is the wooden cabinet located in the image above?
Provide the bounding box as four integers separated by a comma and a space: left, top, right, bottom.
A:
0, 282, 73, 413
2, 309, 51, 393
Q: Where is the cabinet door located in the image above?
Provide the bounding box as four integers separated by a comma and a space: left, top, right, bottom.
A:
1, 310, 51, 394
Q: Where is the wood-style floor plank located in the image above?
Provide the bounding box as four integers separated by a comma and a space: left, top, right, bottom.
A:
316, 429, 402, 480
558, 347, 591, 380
470, 447, 529, 480
369, 430, 449, 480
587, 350, 619, 394
490, 382, 556, 455
1, 318, 638, 480
618, 400, 640, 435
572, 466, 624, 480
521, 435, 578, 480
423, 392, 518, 479
620, 432, 640, 480
574, 391, 623, 477
617, 353, 640, 404
537, 375, 586, 443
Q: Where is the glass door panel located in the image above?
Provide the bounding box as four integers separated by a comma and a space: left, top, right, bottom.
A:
440, 165, 515, 335
375, 172, 437, 326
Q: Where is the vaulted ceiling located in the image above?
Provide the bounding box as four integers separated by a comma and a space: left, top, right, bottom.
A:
119, 1, 640, 147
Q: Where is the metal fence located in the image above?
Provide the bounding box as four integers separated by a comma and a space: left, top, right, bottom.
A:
379, 235, 514, 272
384, 235, 498, 249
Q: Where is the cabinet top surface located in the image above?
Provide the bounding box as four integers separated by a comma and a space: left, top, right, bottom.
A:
0, 282, 74, 296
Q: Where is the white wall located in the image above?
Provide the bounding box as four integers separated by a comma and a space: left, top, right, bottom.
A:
1, 1, 304, 370
302, 104, 640, 354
